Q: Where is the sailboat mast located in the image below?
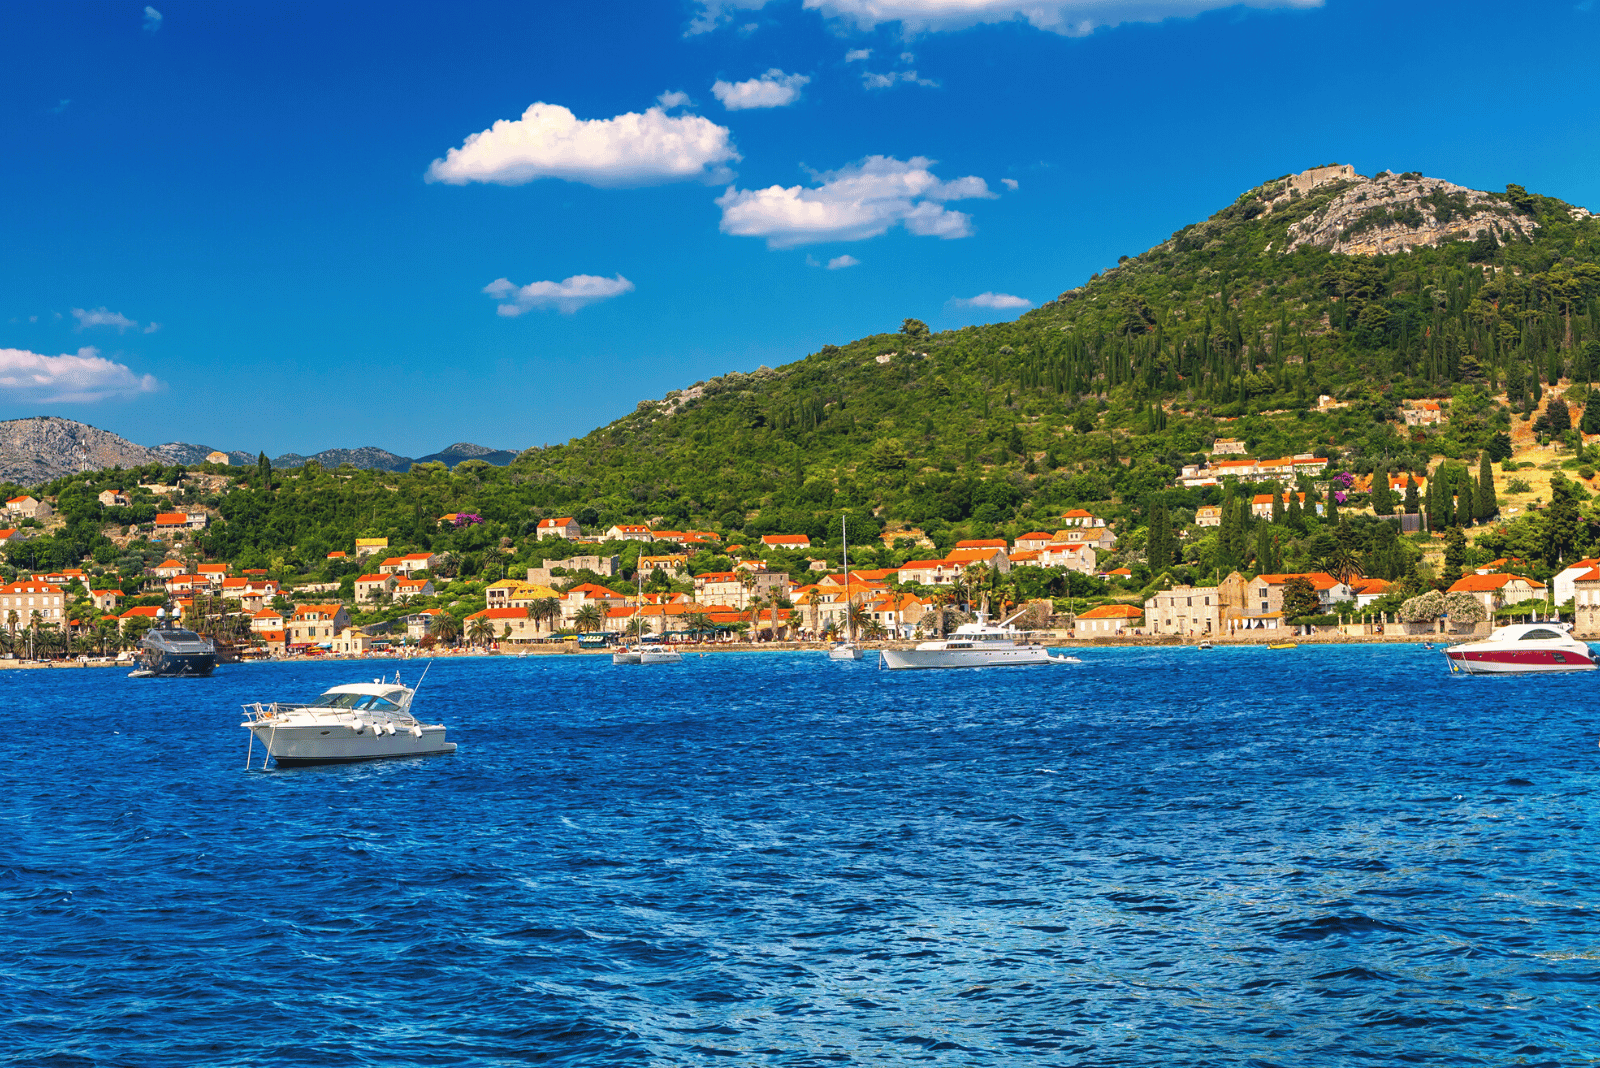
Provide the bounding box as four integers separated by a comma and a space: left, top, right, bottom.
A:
842, 513, 853, 643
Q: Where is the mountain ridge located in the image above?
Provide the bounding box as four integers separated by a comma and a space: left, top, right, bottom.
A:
0, 420, 520, 487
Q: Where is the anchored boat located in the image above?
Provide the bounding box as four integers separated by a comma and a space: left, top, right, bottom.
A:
1444, 622, 1597, 674
241, 670, 456, 767
135, 626, 218, 677
879, 609, 1079, 670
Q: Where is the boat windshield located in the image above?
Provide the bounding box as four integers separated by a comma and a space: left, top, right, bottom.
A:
311, 692, 405, 712
1519, 628, 1565, 641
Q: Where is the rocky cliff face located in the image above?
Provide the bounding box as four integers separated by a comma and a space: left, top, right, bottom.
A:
1274, 169, 1538, 255
0, 417, 165, 487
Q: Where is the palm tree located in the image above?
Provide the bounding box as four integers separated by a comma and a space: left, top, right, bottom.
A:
963, 563, 992, 616
746, 593, 768, 641
432, 613, 462, 646
798, 587, 822, 637
624, 614, 648, 640
1318, 544, 1362, 590
573, 603, 605, 634
846, 601, 871, 641
686, 611, 713, 642
529, 597, 561, 636
467, 615, 495, 648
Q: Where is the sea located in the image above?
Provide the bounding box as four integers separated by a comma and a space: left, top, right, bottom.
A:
4, 646, 1597, 1067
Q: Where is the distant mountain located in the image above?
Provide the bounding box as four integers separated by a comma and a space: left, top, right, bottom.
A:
151, 442, 256, 466
416, 442, 522, 466
0, 421, 523, 488
0, 417, 165, 487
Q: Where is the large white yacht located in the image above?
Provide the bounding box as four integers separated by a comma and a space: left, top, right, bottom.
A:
241, 672, 456, 767
1444, 621, 1597, 674
880, 610, 1079, 670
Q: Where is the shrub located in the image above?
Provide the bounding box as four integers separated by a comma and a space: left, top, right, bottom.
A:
1581, 466, 1595, 481
1507, 477, 1533, 494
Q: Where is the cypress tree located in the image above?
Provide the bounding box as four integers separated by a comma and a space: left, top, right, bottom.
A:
1372, 464, 1393, 515
1441, 469, 1456, 527
1286, 490, 1305, 532
1460, 474, 1476, 527
1478, 451, 1498, 520
1147, 504, 1172, 570
1255, 520, 1271, 570
1404, 473, 1420, 515
1324, 486, 1340, 525
1584, 394, 1600, 434
1425, 470, 1443, 531
1271, 490, 1285, 525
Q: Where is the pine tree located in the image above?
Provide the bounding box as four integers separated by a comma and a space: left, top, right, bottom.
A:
1404, 473, 1420, 515
1478, 451, 1498, 520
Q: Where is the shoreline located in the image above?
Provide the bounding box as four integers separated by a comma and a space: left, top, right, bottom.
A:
0, 631, 1458, 670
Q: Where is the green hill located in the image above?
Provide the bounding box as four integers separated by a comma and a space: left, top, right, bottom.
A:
8, 164, 1600, 610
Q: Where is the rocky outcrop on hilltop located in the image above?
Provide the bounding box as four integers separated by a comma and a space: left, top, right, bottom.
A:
1274, 168, 1539, 256
151, 442, 256, 466
0, 417, 165, 487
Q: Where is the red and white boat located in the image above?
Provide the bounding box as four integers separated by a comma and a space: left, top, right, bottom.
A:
1444, 622, 1597, 674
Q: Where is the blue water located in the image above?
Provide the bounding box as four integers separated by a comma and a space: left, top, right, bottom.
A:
4, 647, 1598, 1066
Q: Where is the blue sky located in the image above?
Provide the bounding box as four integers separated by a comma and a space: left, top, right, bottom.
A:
3, 0, 1598, 457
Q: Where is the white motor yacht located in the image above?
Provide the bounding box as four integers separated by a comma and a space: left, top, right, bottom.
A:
880, 610, 1080, 670
612, 646, 642, 665
1444, 621, 1597, 674
639, 646, 682, 664
241, 672, 456, 767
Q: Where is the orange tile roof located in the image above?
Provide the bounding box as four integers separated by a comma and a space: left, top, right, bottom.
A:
154, 512, 190, 524
326, 551, 347, 558
1448, 574, 1545, 592
1062, 509, 1096, 517
468, 606, 529, 620
1078, 604, 1144, 619
538, 517, 575, 526
761, 534, 811, 546
355, 573, 390, 583
956, 538, 1007, 548
119, 606, 162, 618
1255, 572, 1341, 591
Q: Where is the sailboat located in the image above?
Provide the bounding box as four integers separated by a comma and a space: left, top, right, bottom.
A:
828, 514, 864, 660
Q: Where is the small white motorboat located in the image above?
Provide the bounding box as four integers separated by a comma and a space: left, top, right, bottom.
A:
827, 642, 863, 661
1444, 622, 1597, 674
612, 646, 642, 665
880, 610, 1077, 670
241, 670, 456, 767
639, 646, 682, 664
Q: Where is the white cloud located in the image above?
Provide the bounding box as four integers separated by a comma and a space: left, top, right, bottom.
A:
900, 51, 915, 61
1002, 177, 1019, 190
712, 69, 811, 110
845, 47, 872, 60
0, 346, 162, 403
951, 291, 1032, 309
686, 0, 771, 33
427, 103, 739, 188
716, 155, 995, 248
71, 307, 141, 332
691, 0, 1319, 35
656, 90, 693, 109
827, 254, 860, 269
862, 69, 939, 88
143, 6, 162, 32
483, 274, 635, 315
143, 322, 161, 334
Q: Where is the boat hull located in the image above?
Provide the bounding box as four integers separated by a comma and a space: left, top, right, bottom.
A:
827, 646, 863, 661
138, 649, 218, 677
249, 723, 457, 765
1445, 647, 1597, 673
639, 649, 681, 664
880, 646, 1059, 670
612, 651, 642, 664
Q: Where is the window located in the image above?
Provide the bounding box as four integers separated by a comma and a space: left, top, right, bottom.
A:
1520, 629, 1563, 641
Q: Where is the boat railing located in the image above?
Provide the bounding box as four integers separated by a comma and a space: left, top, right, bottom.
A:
240, 701, 418, 726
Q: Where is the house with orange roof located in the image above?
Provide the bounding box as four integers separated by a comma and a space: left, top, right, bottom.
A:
1447, 573, 1545, 615
0, 580, 65, 622
98, 489, 129, 508
604, 524, 654, 542
1060, 509, 1107, 528
946, 545, 1010, 572
1073, 603, 1143, 638
0, 528, 20, 544
1348, 578, 1391, 607
5, 495, 51, 520
1572, 568, 1600, 637
1038, 541, 1097, 575
1247, 572, 1352, 617
151, 559, 185, 579
155, 511, 207, 531
1013, 532, 1058, 553
1553, 558, 1600, 605
897, 558, 964, 586
760, 534, 812, 550
288, 604, 350, 648
404, 608, 446, 640
164, 574, 210, 595
251, 607, 287, 633
1105, 567, 1133, 579
536, 517, 581, 540
1476, 556, 1530, 576
119, 605, 164, 622
638, 554, 690, 577
1054, 524, 1117, 551
393, 576, 435, 600
90, 588, 124, 612
326, 550, 347, 560
465, 605, 548, 644
376, 552, 437, 576
1402, 399, 1445, 426
353, 573, 395, 603
197, 563, 229, 583
1250, 492, 1320, 519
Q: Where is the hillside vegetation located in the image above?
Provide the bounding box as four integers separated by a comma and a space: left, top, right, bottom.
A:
8, 166, 1600, 615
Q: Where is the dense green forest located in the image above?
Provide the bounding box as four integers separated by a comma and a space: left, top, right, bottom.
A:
8, 167, 1600, 621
